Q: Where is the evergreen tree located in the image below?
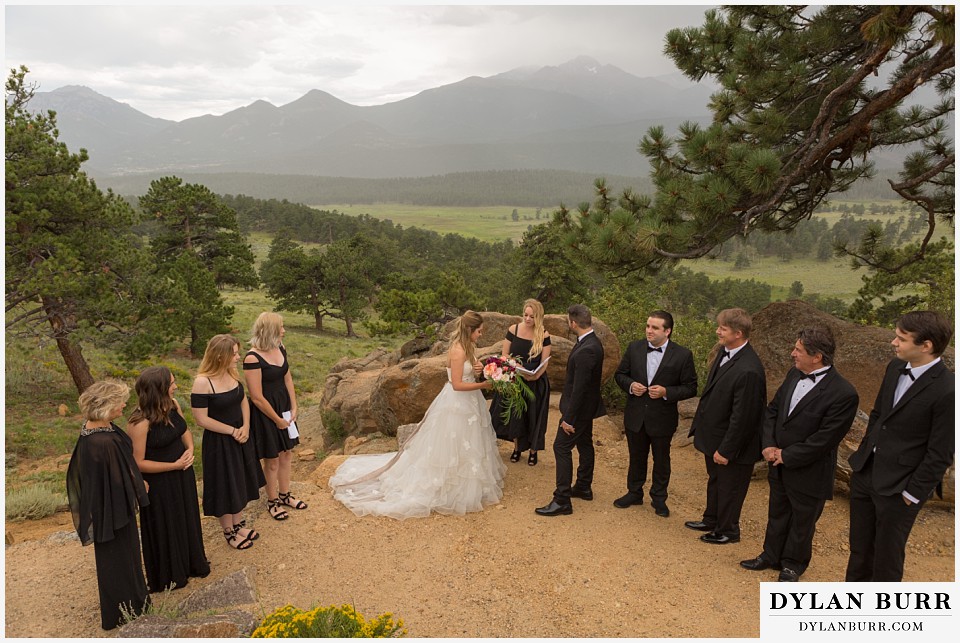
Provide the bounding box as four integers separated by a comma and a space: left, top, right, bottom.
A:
559, 5, 953, 314
260, 233, 333, 330
5, 66, 167, 392
511, 223, 592, 312
139, 176, 258, 288
139, 176, 256, 354
160, 253, 235, 355
320, 238, 374, 338
788, 281, 805, 299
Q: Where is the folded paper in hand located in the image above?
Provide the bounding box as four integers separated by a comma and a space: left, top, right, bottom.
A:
283, 410, 299, 439
516, 356, 550, 377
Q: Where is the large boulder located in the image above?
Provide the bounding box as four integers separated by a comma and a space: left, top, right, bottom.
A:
430, 312, 622, 389
751, 301, 954, 505
751, 300, 954, 408
321, 311, 621, 437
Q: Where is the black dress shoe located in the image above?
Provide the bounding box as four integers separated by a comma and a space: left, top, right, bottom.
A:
740, 556, 775, 571
569, 488, 593, 501
535, 501, 573, 516
700, 532, 740, 544
684, 520, 714, 532
778, 567, 800, 582
613, 493, 643, 508
652, 503, 670, 517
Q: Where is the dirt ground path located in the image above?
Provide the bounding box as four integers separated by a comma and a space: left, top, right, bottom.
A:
4, 395, 955, 638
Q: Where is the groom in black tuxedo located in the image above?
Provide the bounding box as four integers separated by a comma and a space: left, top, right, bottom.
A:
536, 304, 605, 516
739, 326, 858, 582
685, 308, 766, 544
613, 310, 697, 517
845, 310, 954, 582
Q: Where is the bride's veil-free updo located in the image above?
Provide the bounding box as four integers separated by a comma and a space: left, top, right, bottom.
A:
451, 310, 483, 365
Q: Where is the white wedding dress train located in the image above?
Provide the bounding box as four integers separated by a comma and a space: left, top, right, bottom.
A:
329, 362, 506, 519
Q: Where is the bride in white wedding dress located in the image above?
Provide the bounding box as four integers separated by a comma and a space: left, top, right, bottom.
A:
329, 311, 507, 519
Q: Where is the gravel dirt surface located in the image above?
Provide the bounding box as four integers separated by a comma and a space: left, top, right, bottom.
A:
4, 394, 954, 638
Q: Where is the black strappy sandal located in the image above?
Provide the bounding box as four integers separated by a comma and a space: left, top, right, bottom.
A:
267, 498, 290, 520
278, 491, 308, 510
234, 519, 259, 541
528, 451, 538, 466
510, 449, 521, 463
224, 525, 254, 550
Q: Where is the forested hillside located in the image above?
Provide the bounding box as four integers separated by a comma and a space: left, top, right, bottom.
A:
103, 169, 649, 207
100, 167, 909, 209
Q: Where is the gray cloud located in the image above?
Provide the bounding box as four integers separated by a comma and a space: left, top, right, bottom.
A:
5, 4, 716, 120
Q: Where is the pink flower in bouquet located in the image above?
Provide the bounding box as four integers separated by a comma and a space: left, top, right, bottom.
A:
483, 362, 501, 380
481, 354, 534, 422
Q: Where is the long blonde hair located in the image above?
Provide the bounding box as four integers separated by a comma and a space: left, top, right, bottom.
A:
451, 310, 483, 365
197, 334, 241, 381
522, 298, 546, 358
250, 312, 283, 351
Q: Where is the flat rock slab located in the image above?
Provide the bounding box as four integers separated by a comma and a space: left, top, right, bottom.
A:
117, 610, 258, 638
176, 566, 258, 614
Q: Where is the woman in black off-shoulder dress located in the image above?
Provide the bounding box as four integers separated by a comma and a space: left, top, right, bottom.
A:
491, 299, 552, 466
127, 366, 209, 593
66, 379, 150, 630
191, 334, 265, 550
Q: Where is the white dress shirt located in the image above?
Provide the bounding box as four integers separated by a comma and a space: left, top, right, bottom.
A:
788, 365, 832, 415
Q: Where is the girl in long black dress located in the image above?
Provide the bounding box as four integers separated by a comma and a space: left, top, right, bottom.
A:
244, 312, 306, 521
491, 298, 552, 466
66, 379, 150, 630
191, 334, 265, 550
127, 366, 210, 592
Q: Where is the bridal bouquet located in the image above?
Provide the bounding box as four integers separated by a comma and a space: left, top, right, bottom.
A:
482, 355, 535, 423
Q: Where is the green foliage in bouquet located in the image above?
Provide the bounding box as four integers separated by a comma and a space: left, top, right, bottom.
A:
495, 373, 535, 424
482, 355, 536, 424
251, 603, 406, 638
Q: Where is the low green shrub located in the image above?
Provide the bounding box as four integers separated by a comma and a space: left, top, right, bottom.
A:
252, 603, 405, 638
5, 483, 66, 521
321, 409, 346, 443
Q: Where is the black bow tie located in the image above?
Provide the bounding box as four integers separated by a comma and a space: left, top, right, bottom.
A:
799, 371, 822, 382
899, 367, 915, 381
648, 345, 662, 353
721, 350, 731, 360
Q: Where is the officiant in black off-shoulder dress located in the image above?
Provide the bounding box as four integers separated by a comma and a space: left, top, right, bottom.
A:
491, 299, 552, 466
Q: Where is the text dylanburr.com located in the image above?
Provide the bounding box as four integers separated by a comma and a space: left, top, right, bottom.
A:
760, 583, 955, 639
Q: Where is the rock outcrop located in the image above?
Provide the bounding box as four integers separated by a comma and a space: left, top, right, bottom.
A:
321, 311, 620, 438
749, 301, 953, 503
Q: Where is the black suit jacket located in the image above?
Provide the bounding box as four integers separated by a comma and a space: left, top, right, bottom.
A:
762, 367, 859, 500
689, 342, 766, 465
848, 358, 954, 499
559, 331, 605, 429
615, 340, 698, 437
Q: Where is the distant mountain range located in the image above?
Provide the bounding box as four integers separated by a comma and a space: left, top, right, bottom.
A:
29, 57, 719, 179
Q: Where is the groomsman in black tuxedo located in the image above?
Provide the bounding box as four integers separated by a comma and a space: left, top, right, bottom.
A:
845, 310, 954, 582
685, 308, 766, 544
536, 304, 605, 516
739, 327, 858, 582
613, 310, 698, 517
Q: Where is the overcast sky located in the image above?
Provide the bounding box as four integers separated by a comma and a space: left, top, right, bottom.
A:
4, 3, 713, 122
